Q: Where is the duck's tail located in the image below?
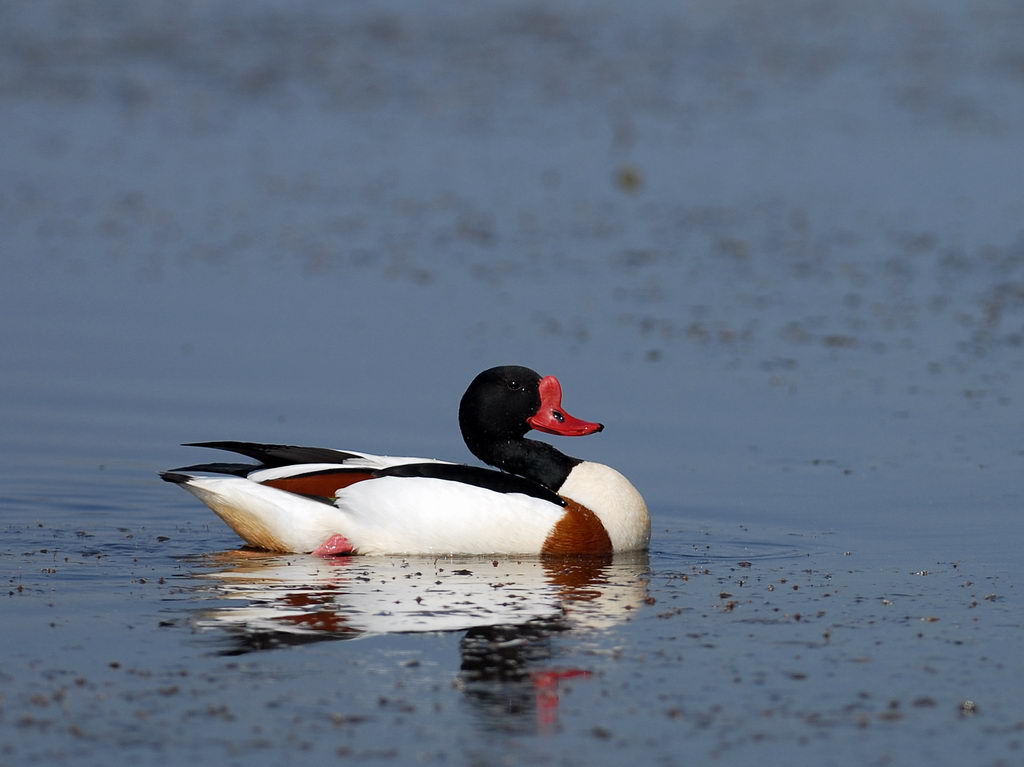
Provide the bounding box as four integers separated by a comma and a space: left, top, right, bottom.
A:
162, 472, 345, 553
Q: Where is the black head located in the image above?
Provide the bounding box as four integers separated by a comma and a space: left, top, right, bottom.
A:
458, 366, 544, 443
458, 366, 604, 489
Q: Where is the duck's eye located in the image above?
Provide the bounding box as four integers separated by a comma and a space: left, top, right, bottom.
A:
507, 380, 522, 391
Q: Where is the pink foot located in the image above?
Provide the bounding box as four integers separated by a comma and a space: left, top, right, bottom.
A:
311, 534, 356, 557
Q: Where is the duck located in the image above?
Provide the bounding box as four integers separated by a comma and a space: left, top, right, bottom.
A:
161, 365, 650, 556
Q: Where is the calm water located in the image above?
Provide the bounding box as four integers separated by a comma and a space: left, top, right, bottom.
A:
2, 2, 1022, 765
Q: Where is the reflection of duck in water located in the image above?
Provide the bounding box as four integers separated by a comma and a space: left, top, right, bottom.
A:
192, 551, 650, 732
162, 366, 649, 556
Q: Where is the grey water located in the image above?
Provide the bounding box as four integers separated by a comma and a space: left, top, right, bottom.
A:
2, 2, 1022, 765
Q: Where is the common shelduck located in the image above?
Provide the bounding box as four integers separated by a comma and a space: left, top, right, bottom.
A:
161, 365, 650, 556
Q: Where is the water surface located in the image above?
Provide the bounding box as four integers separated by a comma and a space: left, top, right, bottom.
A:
2, 2, 1022, 765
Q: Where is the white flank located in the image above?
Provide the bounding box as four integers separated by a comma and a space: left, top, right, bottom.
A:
332, 477, 563, 555
558, 461, 651, 551
175, 473, 564, 555
178, 477, 345, 553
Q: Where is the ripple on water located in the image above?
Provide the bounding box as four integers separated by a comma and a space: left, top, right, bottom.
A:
651, 514, 825, 565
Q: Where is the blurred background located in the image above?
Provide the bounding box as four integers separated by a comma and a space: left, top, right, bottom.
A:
1, 0, 1021, 526
3, 4, 1023, 764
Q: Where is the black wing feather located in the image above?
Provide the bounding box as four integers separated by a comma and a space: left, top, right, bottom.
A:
375, 463, 566, 506
183, 441, 362, 468
173, 444, 565, 506
163, 462, 259, 477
